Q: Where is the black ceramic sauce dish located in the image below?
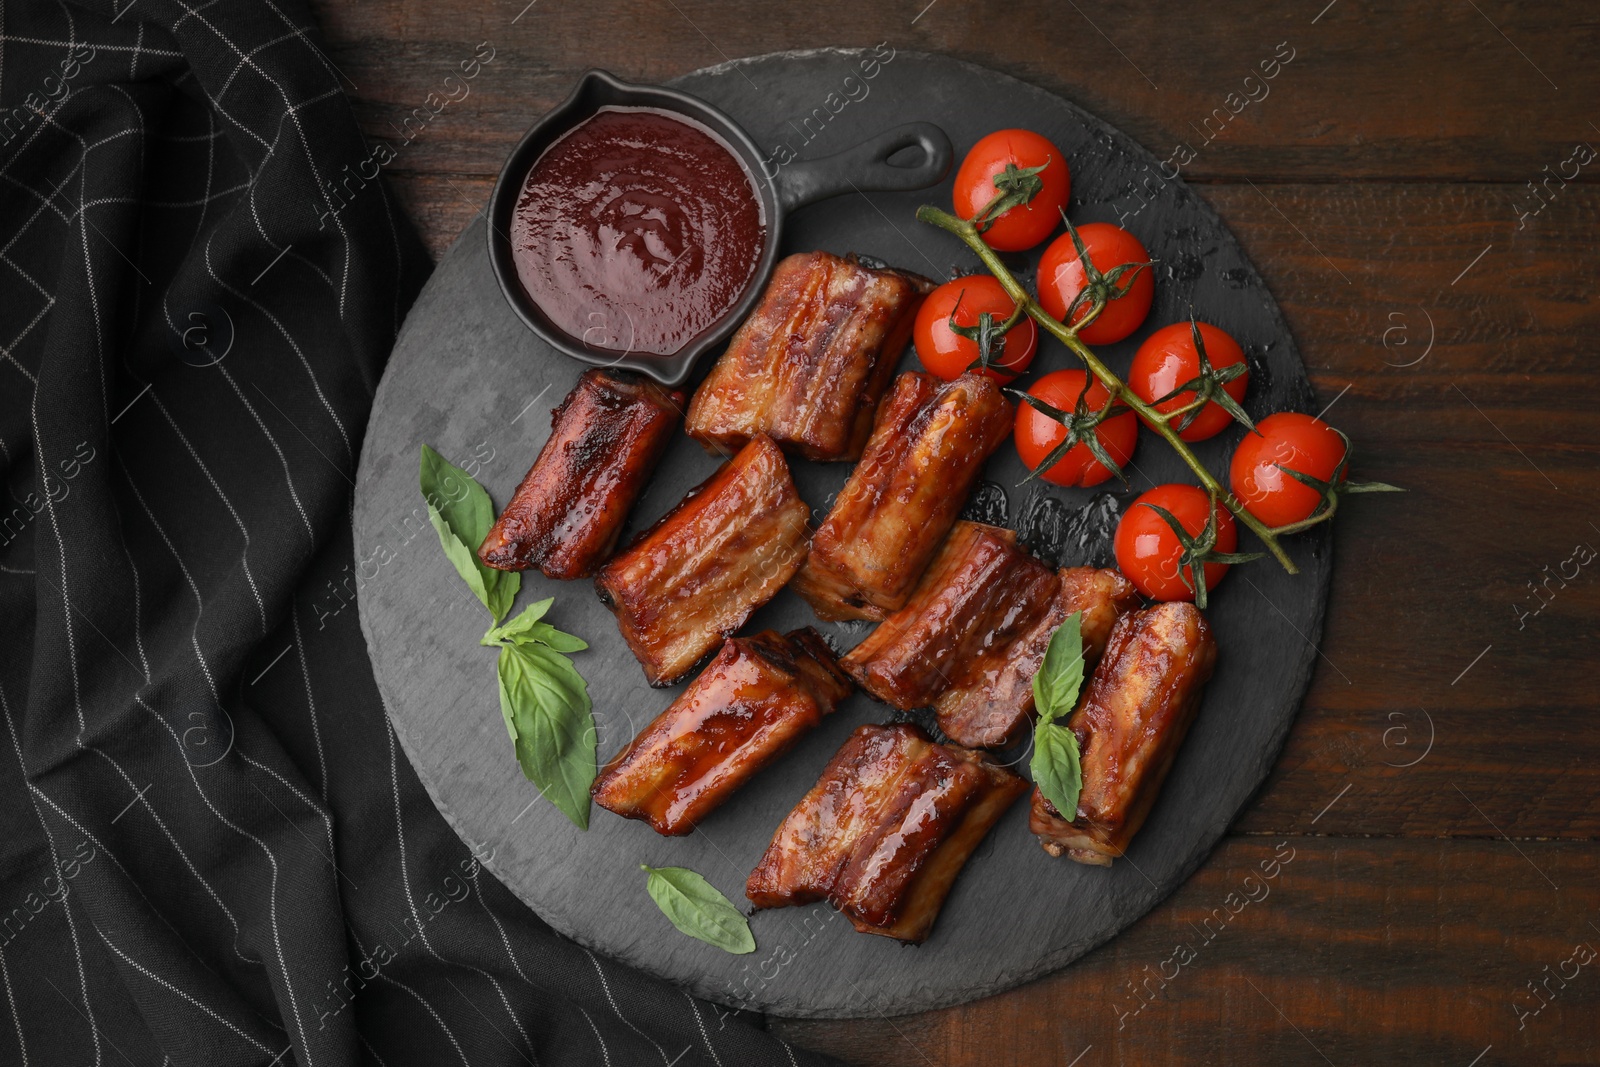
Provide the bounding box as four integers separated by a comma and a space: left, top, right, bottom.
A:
486, 68, 953, 387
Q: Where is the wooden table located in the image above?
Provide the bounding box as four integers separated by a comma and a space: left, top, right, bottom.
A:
309, 1, 1600, 1062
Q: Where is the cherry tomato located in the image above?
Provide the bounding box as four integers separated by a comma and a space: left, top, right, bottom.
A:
1013, 369, 1137, 487
1127, 322, 1250, 442
1036, 223, 1154, 345
952, 129, 1071, 252
914, 276, 1037, 382
1229, 412, 1347, 527
1114, 484, 1238, 602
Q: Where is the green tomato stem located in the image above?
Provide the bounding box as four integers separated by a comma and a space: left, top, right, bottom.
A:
914, 205, 1299, 575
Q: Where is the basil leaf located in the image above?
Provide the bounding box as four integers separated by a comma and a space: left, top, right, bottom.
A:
1031, 719, 1083, 821
1030, 611, 1087, 819
641, 865, 755, 955
484, 600, 589, 654
420, 443, 496, 548
426, 503, 494, 614
419, 449, 595, 829
1032, 611, 1085, 724
482, 598, 554, 645
496, 640, 595, 830
518, 622, 588, 654
420, 443, 518, 623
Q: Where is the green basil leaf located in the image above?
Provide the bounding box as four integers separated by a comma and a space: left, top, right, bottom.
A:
482, 569, 518, 626
484, 600, 589, 654
420, 443, 496, 548
482, 598, 555, 645
420, 443, 518, 623
426, 503, 493, 613
496, 641, 595, 830
1031, 719, 1083, 821
641, 865, 756, 955
518, 622, 588, 654
1032, 611, 1085, 724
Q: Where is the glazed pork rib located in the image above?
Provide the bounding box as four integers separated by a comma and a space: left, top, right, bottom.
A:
841, 521, 1058, 711
791, 372, 1013, 622
477, 369, 684, 580
1030, 601, 1218, 866
747, 723, 1027, 943
591, 628, 852, 835
936, 567, 1142, 749
595, 434, 810, 686
685, 251, 933, 462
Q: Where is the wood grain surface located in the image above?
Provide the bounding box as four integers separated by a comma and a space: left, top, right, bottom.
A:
310, 0, 1600, 1061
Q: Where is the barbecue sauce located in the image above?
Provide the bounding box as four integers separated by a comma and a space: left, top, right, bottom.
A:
511, 107, 766, 357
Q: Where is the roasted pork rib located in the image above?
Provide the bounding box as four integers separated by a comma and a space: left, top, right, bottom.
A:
747, 723, 1027, 943
685, 251, 933, 462
595, 434, 810, 686
935, 567, 1142, 748
477, 369, 684, 580
791, 373, 1013, 621
591, 628, 852, 835
841, 521, 1057, 712
1030, 601, 1217, 865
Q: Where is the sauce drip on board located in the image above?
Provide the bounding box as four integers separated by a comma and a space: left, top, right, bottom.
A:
511, 106, 766, 357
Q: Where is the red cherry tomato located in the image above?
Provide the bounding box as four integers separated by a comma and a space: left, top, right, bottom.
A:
1127, 322, 1250, 442
952, 129, 1071, 252
1230, 412, 1348, 527
914, 276, 1037, 382
1114, 484, 1238, 602
1013, 369, 1137, 487
1036, 223, 1154, 345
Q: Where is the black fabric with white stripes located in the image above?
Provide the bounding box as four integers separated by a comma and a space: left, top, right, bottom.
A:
0, 1, 837, 1063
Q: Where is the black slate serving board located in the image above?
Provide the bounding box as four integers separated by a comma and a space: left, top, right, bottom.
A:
352, 49, 1329, 1019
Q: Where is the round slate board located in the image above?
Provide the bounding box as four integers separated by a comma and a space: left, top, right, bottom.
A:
353, 49, 1330, 1019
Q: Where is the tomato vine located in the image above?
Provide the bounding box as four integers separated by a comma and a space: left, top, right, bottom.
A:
915, 202, 1365, 576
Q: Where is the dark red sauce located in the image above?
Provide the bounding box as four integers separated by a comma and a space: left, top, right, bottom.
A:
511, 107, 766, 357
